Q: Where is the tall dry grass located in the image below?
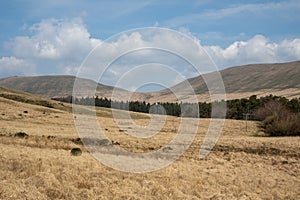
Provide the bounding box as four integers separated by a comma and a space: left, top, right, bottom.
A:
0, 96, 300, 199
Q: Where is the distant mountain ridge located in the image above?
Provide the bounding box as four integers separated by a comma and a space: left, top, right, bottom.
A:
0, 75, 122, 98
0, 75, 151, 102
0, 60, 300, 102
197, 60, 300, 93
154, 60, 300, 102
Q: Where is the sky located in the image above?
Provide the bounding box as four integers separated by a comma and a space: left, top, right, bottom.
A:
0, 0, 300, 91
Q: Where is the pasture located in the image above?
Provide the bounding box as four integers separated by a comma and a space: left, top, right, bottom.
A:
0, 94, 299, 199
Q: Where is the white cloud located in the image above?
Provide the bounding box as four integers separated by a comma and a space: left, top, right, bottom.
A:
113, 1, 151, 17
10, 18, 101, 62
79, 28, 210, 87
277, 38, 300, 61
204, 35, 300, 67
2, 17, 300, 91
3, 18, 102, 77
0, 57, 35, 77
166, 0, 300, 27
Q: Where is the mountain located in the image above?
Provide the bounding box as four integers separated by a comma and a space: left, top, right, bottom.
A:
0, 75, 140, 100
0, 75, 154, 102
0, 75, 111, 97
0, 60, 300, 102
150, 60, 300, 102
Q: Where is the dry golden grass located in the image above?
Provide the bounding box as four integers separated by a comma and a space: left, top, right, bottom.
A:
145, 89, 300, 103
0, 94, 300, 199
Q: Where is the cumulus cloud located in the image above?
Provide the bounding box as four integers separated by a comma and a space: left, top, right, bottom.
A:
0, 56, 35, 77
204, 35, 300, 67
2, 18, 102, 78
79, 29, 300, 91
1, 17, 300, 91
0, 18, 98, 79
10, 18, 100, 62
79, 28, 210, 88
277, 38, 300, 61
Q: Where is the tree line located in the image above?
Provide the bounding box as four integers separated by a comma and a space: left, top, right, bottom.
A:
52, 94, 300, 120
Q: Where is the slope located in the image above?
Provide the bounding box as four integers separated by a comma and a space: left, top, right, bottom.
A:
1, 60, 299, 103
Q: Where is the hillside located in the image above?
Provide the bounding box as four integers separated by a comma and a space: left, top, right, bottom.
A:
0, 60, 300, 102
0, 75, 152, 102
0, 86, 71, 111
151, 60, 300, 102
192, 60, 300, 93
0, 75, 115, 98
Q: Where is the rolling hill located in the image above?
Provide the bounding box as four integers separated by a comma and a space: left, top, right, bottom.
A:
0, 60, 300, 102
0, 86, 72, 111
0, 75, 144, 101
0, 75, 115, 98
150, 60, 300, 102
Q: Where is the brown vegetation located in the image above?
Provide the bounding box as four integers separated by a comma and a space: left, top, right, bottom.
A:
255, 100, 300, 136
0, 90, 300, 199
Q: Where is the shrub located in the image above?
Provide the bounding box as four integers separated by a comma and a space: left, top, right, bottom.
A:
255, 100, 300, 136
79, 137, 111, 146
70, 148, 82, 156
254, 100, 290, 121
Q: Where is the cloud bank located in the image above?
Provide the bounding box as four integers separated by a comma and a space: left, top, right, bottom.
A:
6, 18, 100, 75
205, 35, 300, 67
1, 18, 300, 90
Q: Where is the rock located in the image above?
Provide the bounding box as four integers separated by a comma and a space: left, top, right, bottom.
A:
15, 132, 28, 138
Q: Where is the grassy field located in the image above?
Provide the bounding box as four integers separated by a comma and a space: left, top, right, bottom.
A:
0, 89, 299, 199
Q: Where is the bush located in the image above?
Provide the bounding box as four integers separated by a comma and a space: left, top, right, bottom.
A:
70, 148, 82, 156
254, 100, 290, 121
255, 100, 300, 136
260, 115, 300, 136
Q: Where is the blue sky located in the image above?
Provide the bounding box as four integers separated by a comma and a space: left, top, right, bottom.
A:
0, 0, 300, 91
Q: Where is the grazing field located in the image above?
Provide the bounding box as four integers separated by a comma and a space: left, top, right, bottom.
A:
0, 90, 299, 199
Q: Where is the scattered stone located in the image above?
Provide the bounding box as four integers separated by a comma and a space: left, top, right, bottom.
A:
281, 160, 289, 164
47, 135, 56, 139
112, 140, 120, 145
81, 138, 111, 146
70, 148, 82, 156
162, 146, 173, 152
23, 110, 28, 113
72, 137, 83, 145
97, 139, 111, 146
15, 132, 28, 138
